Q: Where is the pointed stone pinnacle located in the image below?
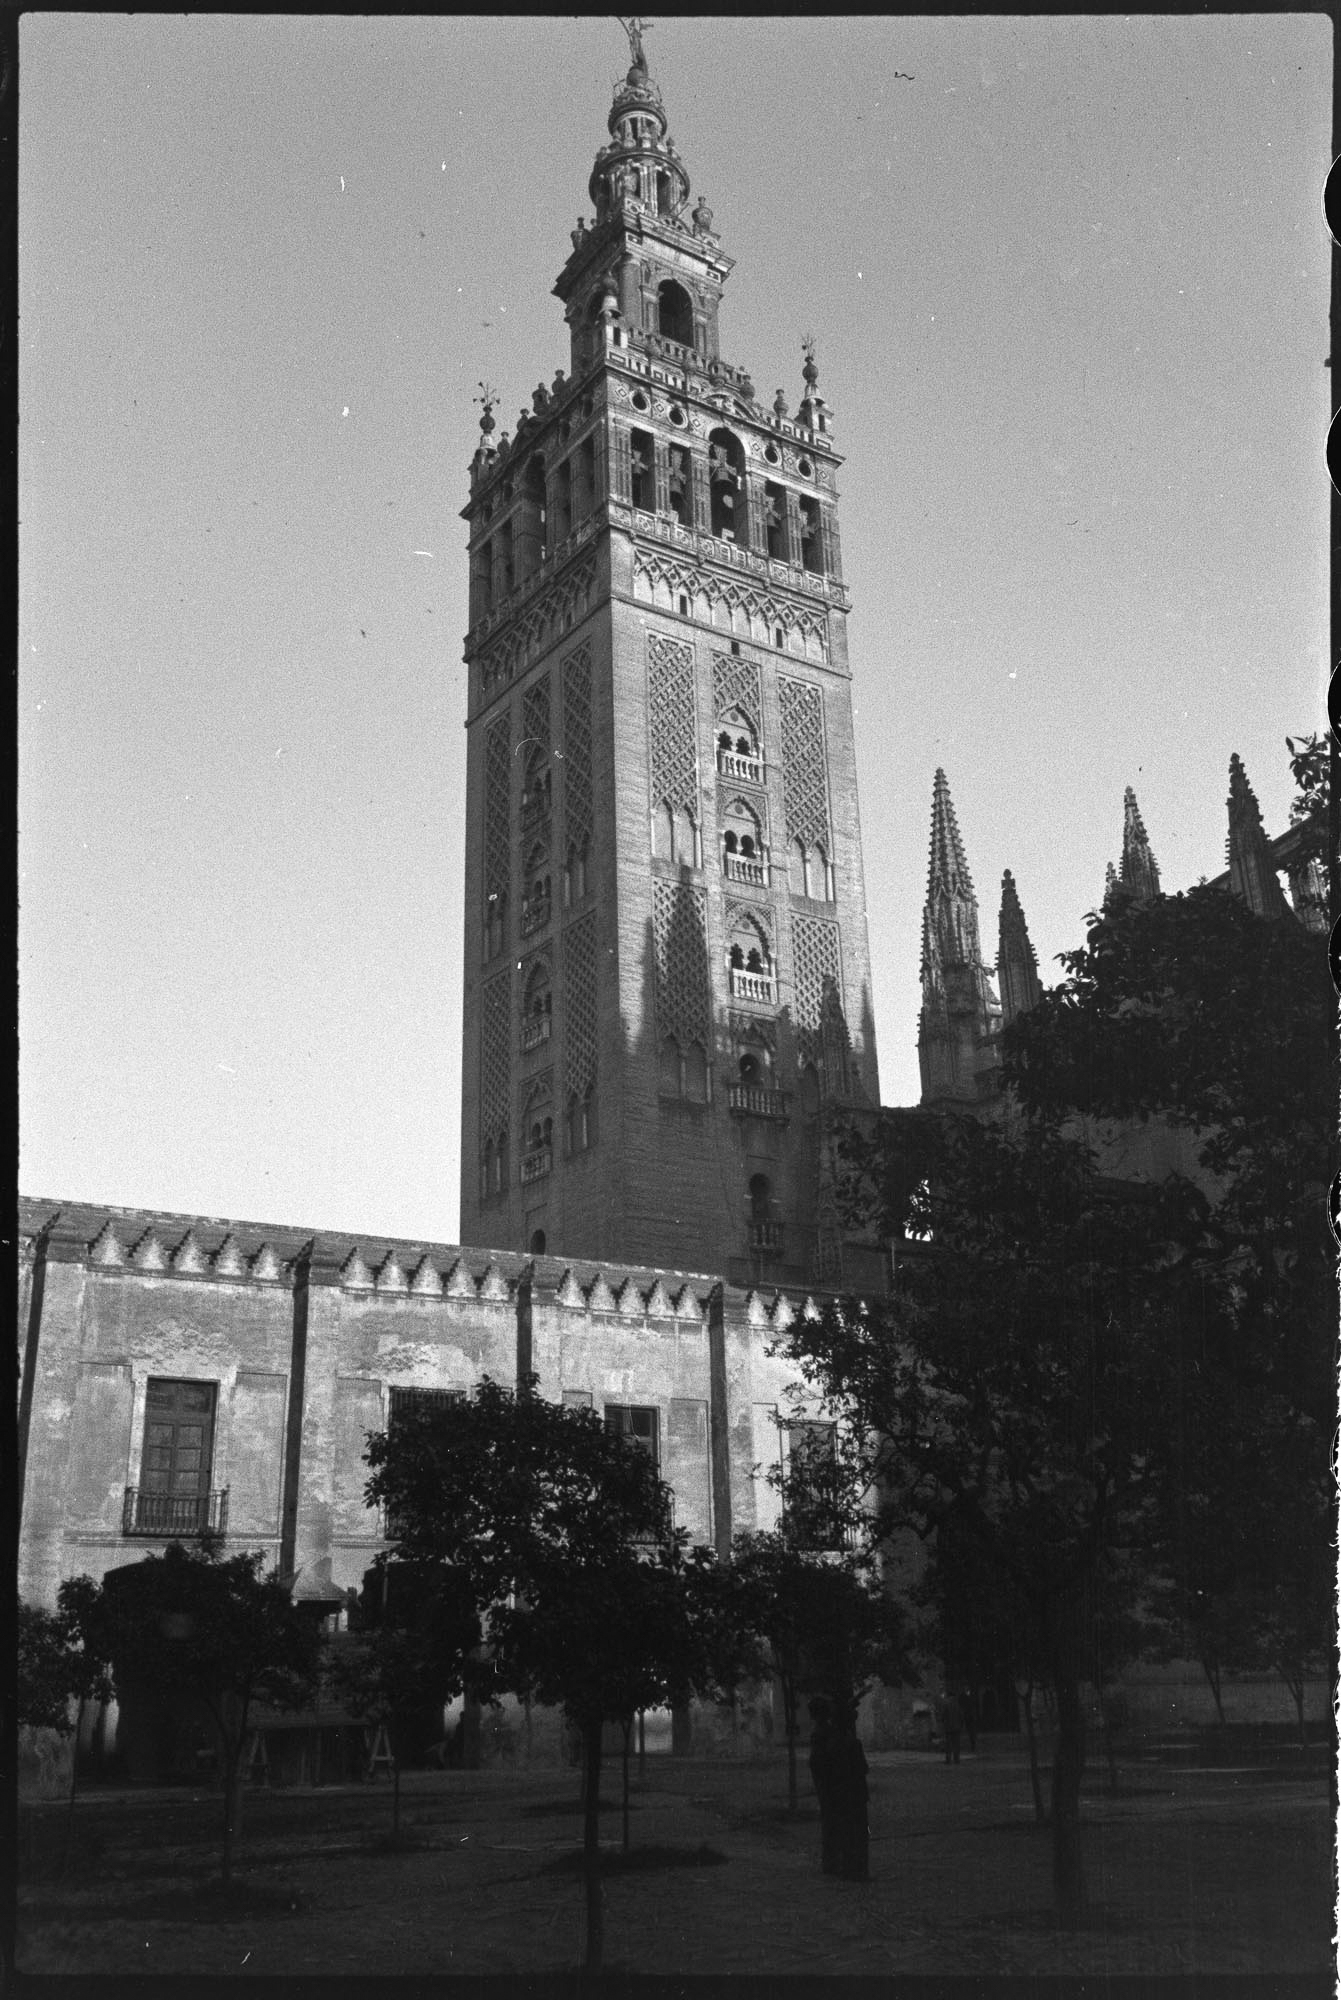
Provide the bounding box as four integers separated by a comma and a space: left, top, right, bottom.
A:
927, 768, 975, 901
1120, 787, 1161, 902
1226, 752, 1287, 919
997, 869, 1041, 1023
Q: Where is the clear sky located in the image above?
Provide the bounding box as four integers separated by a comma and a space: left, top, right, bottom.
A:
20, 14, 1331, 1243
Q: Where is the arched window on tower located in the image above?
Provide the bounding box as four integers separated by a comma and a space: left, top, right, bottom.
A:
630, 427, 655, 511
667, 443, 692, 527
514, 454, 546, 582
763, 482, 787, 562
552, 457, 573, 545
521, 959, 553, 1051
484, 888, 508, 961
798, 495, 824, 576
747, 1173, 780, 1255
727, 913, 773, 1000
707, 429, 745, 542
657, 278, 694, 346
658, 1034, 681, 1098
564, 837, 589, 907
721, 798, 765, 885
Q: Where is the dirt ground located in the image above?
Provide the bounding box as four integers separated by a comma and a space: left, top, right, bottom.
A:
15, 1739, 1334, 1981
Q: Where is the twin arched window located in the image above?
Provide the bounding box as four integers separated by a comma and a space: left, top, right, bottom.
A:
659, 1035, 710, 1103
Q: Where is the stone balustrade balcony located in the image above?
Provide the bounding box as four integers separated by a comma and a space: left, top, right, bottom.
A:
730, 969, 775, 1005
521, 1147, 553, 1185
728, 1084, 788, 1120
748, 1219, 783, 1253
520, 1015, 552, 1053
723, 853, 767, 887
717, 748, 765, 784
520, 899, 551, 938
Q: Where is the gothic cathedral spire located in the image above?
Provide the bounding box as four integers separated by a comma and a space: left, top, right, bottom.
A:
917, 771, 1001, 1107
1119, 786, 1161, 903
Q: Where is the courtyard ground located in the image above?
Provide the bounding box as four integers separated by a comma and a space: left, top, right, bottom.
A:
14, 1737, 1333, 1983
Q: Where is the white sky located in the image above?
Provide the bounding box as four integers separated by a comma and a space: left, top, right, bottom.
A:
19, 14, 1331, 1242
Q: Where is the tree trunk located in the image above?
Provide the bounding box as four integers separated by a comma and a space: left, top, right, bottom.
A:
61, 1695, 85, 1876
581, 1720, 604, 1972
1022, 1686, 1047, 1825
637, 1709, 646, 1783
1199, 1652, 1226, 1725
782, 1680, 798, 1814
392, 1755, 401, 1840
1049, 1668, 1087, 1927
620, 1717, 632, 1853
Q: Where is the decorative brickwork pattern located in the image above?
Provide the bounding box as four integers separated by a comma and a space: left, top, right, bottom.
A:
484, 714, 511, 900
477, 547, 599, 695
480, 972, 512, 1142
779, 678, 830, 849
562, 912, 598, 1096
647, 633, 699, 816
712, 651, 762, 734
632, 546, 831, 660
791, 915, 842, 1066
521, 671, 551, 758
562, 643, 594, 848
654, 879, 712, 1046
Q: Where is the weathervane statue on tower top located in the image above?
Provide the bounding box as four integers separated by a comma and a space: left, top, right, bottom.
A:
617, 16, 651, 71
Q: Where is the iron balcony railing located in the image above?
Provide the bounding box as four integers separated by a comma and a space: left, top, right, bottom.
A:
780, 1507, 856, 1554
749, 1219, 784, 1253
728, 1084, 788, 1120
520, 1015, 552, 1052
717, 748, 765, 785
519, 899, 551, 938
723, 853, 767, 886
521, 1147, 553, 1184
730, 968, 775, 1004
123, 1487, 229, 1538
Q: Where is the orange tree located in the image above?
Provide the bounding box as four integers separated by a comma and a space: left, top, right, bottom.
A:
362, 1375, 747, 1972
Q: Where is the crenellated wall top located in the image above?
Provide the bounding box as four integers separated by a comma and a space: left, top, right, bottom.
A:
18, 1196, 811, 1330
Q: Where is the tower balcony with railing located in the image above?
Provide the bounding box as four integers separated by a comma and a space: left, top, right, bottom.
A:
728, 1083, 788, 1120
748, 1218, 783, 1253
521, 1014, 552, 1053
520, 896, 552, 938
521, 1146, 553, 1184
717, 746, 765, 785
723, 852, 767, 887
730, 967, 775, 1004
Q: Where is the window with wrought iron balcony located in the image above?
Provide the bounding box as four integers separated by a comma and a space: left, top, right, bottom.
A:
747, 1173, 783, 1256
522, 1113, 553, 1183
124, 1378, 228, 1538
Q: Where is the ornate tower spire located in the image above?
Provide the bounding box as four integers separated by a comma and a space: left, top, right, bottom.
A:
918, 771, 1000, 1107
996, 869, 1042, 1025
1119, 786, 1161, 903
1226, 753, 1288, 919
923, 767, 982, 968
1101, 859, 1119, 911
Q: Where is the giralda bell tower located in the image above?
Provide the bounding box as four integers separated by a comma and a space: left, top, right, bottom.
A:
460, 24, 882, 1289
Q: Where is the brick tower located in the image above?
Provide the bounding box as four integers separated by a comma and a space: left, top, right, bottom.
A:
458, 27, 881, 1286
